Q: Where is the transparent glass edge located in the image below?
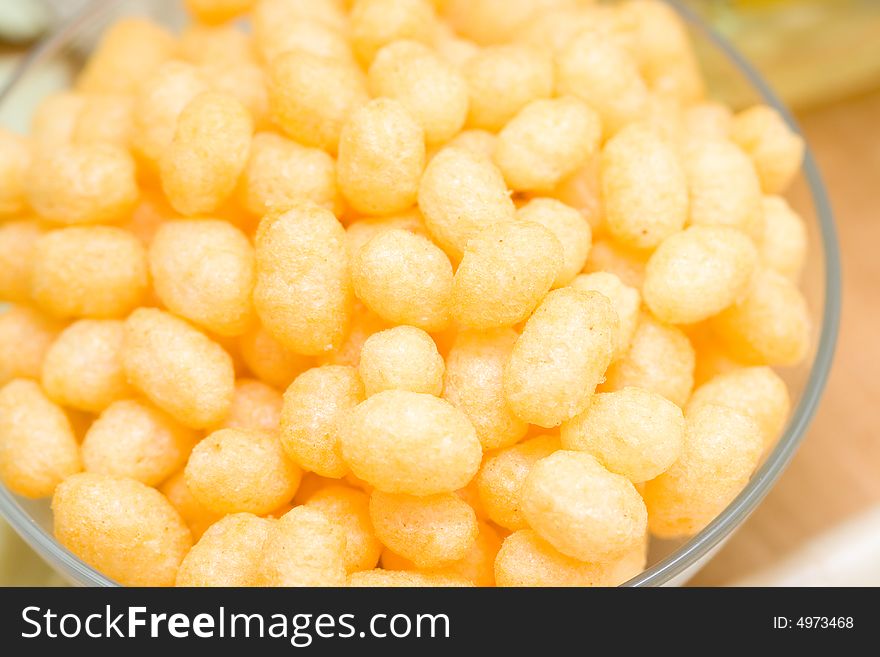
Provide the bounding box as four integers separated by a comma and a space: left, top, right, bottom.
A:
0, 485, 116, 586
0, 0, 123, 106
0, 0, 842, 588
0, 0, 125, 588
624, 0, 842, 587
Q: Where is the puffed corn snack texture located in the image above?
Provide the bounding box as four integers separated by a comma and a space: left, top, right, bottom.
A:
0, 0, 812, 588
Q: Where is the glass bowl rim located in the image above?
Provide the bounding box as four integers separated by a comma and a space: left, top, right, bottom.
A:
0, 0, 842, 587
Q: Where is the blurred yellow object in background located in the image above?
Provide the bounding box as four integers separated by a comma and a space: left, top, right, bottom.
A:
691, 0, 880, 109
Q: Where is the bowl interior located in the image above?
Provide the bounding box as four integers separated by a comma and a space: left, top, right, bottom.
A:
0, 0, 840, 587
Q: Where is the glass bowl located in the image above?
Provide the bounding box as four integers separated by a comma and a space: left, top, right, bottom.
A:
0, 0, 841, 587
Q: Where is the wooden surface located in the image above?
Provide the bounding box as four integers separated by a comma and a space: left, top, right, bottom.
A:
691, 90, 880, 585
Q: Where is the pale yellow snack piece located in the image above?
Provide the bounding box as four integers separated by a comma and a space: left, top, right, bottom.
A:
338, 98, 426, 216
516, 5, 618, 55
475, 434, 559, 531
32, 226, 147, 319
370, 491, 478, 568
219, 378, 282, 433
160, 92, 253, 216
495, 97, 601, 194
0, 379, 81, 499
359, 326, 444, 397
149, 219, 255, 336
41, 319, 133, 413
556, 29, 649, 135
442, 329, 528, 451
570, 272, 641, 361
316, 303, 389, 368
687, 366, 790, 449
711, 268, 811, 367
72, 94, 134, 148
759, 195, 808, 281
603, 311, 695, 407
682, 101, 732, 140
132, 61, 212, 167
682, 138, 763, 239
345, 210, 427, 258
452, 221, 562, 329
347, 569, 472, 587
306, 485, 383, 572
253, 0, 349, 62
444, 0, 575, 46
618, 0, 704, 103
177, 24, 258, 67
280, 365, 363, 478
76, 19, 175, 95
268, 51, 368, 154
445, 129, 497, 160
561, 387, 684, 483
418, 146, 516, 262
494, 529, 617, 588
339, 390, 482, 496
202, 62, 271, 131
601, 122, 688, 250
0, 220, 44, 303
730, 104, 805, 194
504, 288, 616, 428
160, 469, 223, 540
31, 92, 87, 149
644, 403, 763, 538
238, 132, 339, 216
439, 521, 501, 586
606, 531, 650, 586
517, 198, 592, 288
26, 143, 138, 225
643, 225, 758, 325
582, 238, 647, 289
431, 22, 480, 70
176, 512, 270, 587
352, 228, 453, 332
463, 44, 554, 132
53, 472, 192, 586
369, 40, 469, 145
123, 308, 235, 429
382, 520, 501, 586
186, 427, 301, 515
0, 306, 61, 386
81, 399, 197, 486
642, 93, 684, 144
255, 15, 353, 65
521, 450, 647, 562
254, 203, 353, 355
258, 505, 347, 586
185, 0, 255, 24
238, 324, 313, 390
350, 0, 436, 66
0, 129, 31, 217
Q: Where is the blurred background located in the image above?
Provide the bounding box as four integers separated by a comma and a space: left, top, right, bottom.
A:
0, 0, 878, 586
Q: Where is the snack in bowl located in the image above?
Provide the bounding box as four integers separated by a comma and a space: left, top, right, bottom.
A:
0, 0, 810, 587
